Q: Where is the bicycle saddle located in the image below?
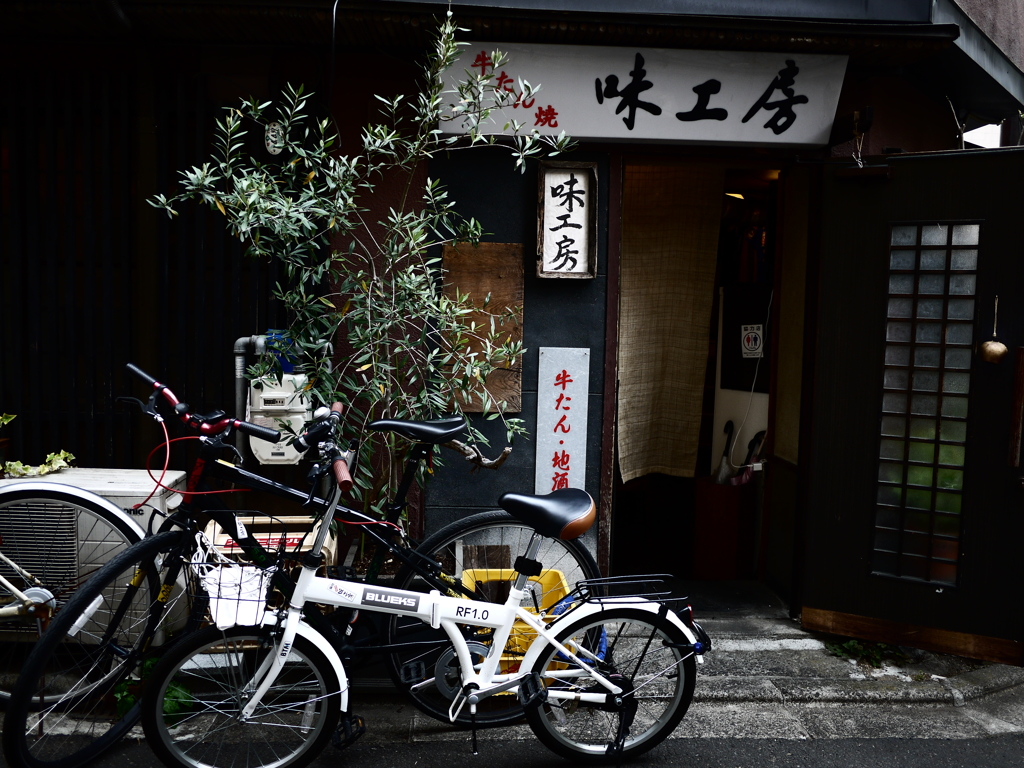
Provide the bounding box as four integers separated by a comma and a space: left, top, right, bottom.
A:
368, 416, 466, 444
498, 488, 595, 541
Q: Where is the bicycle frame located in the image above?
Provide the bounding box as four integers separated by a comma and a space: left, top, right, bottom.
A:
236, 486, 703, 723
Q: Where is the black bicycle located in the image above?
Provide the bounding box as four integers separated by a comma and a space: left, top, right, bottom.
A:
2, 363, 600, 768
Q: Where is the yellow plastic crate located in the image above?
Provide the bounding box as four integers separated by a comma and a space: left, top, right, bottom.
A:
461, 567, 570, 671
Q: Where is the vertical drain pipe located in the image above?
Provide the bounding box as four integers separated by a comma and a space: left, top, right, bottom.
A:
233, 335, 267, 459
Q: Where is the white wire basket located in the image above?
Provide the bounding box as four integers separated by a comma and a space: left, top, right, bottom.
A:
190, 532, 272, 629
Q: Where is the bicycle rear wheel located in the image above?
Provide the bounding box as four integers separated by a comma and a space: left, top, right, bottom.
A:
2, 530, 191, 768
141, 625, 341, 768
385, 510, 601, 726
524, 607, 696, 762
0, 486, 144, 706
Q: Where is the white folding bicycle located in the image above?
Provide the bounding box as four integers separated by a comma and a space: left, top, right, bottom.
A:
139, 476, 711, 767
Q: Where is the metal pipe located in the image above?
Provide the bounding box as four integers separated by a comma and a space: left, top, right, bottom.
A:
233, 335, 267, 457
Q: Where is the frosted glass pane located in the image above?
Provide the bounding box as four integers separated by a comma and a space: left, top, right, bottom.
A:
885, 369, 910, 389
890, 250, 915, 270
946, 324, 973, 345
917, 299, 943, 319
940, 420, 967, 442
875, 529, 901, 551
912, 371, 938, 391
911, 394, 938, 415
890, 274, 915, 294
944, 348, 971, 369
917, 274, 945, 294
952, 224, 979, 245
881, 416, 906, 437
939, 444, 965, 466
876, 508, 900, 527
914, 347, 940, 368
932, 563, 957, 586
909, 418, 936, 439
921, 225, 948, 245
879, 462, 904, 483
880, 439, 905, 460
886, 345, 911, 366
942, 397, 969, 418
920, 250, 946, 270
943, 372, 971, 394
916, 323, 941, 343
891, 225, 917, 245
888, 322, 912, 342
951, 250, 977, 270
889, 298, 913, 318
949, 274, 976, 295
908, 442, 934, 462
906, 511, 931, 533
937, 468, 963, 490
878, 485, 902, 505
947, 298, 975, 320
906, 489, 931, 509
883, 393, 908, 413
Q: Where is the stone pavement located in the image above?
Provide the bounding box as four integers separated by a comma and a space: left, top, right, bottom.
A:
342, 580, 1024, 744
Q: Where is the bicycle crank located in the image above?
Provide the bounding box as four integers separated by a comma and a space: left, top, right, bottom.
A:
433, 641, 490, 701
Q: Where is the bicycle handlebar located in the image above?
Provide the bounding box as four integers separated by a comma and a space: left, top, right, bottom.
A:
293, 402, 352, 492
126, 363, 281, 444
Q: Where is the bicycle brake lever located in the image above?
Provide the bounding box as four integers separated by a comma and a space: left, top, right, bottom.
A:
116, 394, 163, 421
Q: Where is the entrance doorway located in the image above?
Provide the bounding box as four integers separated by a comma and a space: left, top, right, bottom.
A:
612, 163, 779, 580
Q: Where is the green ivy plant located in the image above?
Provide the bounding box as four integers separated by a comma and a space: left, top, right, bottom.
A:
0, 414, 75, 477
149, 12, 573, 516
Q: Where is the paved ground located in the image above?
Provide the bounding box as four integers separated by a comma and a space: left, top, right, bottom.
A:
6, 580, 1024, 768
334, 579, 1024, 745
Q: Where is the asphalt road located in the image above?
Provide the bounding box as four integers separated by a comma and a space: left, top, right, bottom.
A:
7, 733, 1023, 768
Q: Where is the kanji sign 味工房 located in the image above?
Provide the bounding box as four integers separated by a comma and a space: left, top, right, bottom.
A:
445, 43, 847, 146
538, 161, 597, 278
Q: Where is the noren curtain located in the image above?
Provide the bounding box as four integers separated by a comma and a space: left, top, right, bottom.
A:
617, 164, 723, 483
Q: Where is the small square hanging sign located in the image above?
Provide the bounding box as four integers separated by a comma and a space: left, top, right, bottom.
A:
537, 161, 598, 279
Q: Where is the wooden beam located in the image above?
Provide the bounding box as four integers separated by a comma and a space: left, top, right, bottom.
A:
803, 606, 1024, 666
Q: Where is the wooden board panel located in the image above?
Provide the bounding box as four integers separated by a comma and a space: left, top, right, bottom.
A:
442, 242, 524, 413
803, 606, 1024, 666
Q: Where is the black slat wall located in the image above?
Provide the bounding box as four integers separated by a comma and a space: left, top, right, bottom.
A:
1, 59, 289, 470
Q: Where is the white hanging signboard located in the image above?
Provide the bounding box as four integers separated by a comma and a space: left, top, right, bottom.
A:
538, 161, 597, 279
444, 43, 847, 146
536, 347, 590, 495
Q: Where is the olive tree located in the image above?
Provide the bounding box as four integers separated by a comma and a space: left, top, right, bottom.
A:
149, 12, 572, 515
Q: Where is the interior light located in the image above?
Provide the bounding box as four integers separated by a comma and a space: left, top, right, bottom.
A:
725, 192, 744, 199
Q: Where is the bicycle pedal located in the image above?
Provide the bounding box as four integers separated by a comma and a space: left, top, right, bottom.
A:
332, 713, 366, 750
517, 671, 548, 709
399, 660, 427, 685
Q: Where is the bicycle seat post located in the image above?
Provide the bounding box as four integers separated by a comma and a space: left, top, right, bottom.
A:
511, 533, 545, 593
384, 443, 431, 524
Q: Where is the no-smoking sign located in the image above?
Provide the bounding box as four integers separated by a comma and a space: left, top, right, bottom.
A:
741, 324, 763, 358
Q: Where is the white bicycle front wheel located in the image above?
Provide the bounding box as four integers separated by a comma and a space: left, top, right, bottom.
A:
142, 625, 342, 768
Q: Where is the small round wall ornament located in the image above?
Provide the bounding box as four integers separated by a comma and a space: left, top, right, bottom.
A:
265, 121, 284, 155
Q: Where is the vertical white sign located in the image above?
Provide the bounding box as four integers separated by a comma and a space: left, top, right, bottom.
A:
536, 347, 590, 495
541, 168, 590, 275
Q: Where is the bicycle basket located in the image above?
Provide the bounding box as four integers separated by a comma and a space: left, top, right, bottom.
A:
190, 533, 271, 629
